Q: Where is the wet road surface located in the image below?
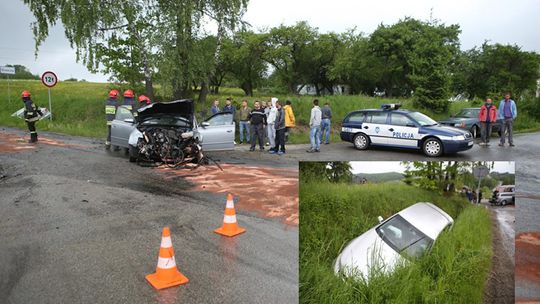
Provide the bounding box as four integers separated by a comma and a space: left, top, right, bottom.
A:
0, 127, 298, 304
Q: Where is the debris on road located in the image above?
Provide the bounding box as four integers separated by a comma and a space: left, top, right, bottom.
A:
156, 164, 299, 225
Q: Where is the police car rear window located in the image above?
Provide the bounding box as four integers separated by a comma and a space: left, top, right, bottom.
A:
368, 112, 388, 124
347, 112, 366, 123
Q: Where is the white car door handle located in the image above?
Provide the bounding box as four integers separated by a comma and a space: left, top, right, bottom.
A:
227, 130, 232, 133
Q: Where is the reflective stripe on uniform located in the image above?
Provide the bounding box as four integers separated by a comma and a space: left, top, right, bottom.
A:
30, 131, 37, 134
25, 117, 39, 122
157, 256, 177, 269
105, 105, 116, 114
124, 105, 132, 110
106, 121, 112, 126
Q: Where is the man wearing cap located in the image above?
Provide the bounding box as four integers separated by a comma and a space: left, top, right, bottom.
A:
498, 93, 517, 146
21, 90, 43, 143
105, 89, 119, 148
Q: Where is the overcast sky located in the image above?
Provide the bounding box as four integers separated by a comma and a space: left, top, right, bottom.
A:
350, 161, 515, 174
1, 0, 539, 82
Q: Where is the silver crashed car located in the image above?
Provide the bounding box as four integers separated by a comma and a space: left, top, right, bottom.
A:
334, 202, 453, 280
110, 99, 235, 162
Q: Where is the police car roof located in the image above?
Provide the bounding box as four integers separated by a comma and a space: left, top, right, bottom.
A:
356, 108, 413, 114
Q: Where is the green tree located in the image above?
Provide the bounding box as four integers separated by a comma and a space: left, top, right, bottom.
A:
4, 64, 39, 80
368, 18, 460, 105
456, 43, 540, 99
262, 22, 317, 94
223, 31, 267, 96
329, 30, 383, 95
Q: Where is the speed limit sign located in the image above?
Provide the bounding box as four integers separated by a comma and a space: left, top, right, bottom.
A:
41, 71, 58, 120
41, 71, 58, 87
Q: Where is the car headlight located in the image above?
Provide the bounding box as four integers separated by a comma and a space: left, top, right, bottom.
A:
452, 135, 465, 141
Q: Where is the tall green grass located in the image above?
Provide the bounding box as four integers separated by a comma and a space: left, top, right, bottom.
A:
299, 182, 492, 304
0, 79, 537, 142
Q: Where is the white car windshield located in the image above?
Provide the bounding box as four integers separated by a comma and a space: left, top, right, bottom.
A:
140, 116, 191, 127
376, 215, 433, 258
408, 112, 438, 127
455, 108, 480, 118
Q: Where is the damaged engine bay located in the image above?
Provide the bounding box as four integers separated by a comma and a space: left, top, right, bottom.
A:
136, 126, 211, 169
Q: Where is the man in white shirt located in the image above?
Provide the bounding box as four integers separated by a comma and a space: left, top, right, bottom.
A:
307, 99, 322, 153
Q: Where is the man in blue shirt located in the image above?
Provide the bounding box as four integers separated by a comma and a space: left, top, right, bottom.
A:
498, 93, 517, 147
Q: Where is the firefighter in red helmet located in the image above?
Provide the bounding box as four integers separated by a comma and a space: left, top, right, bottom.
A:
138, 94, 151, 106
105, 89, 119, 148
122, 89, 135, 111
21, 90, 43, 143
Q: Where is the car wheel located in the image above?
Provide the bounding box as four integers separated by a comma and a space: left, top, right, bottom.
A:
501, 200, 507, 206
470, 125, 479, 138
353, 133, 370, 150
129, 145, 139, 162
422, 138, 443, 157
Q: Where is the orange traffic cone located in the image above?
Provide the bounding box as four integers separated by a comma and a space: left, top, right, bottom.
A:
214, 193, 246, 237
146, 227, 189, 290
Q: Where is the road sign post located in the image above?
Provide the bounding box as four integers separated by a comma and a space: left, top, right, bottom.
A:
473, 165, 489, 204
1, 66, 16, 102
41, 71, 58, 120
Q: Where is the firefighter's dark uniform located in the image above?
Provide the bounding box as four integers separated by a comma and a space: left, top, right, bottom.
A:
23, 98, 43, 143
105, 97, 118, 147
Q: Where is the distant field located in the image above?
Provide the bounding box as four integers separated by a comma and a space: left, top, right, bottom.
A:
0, 79, 538, 142
299, 181, 492, 304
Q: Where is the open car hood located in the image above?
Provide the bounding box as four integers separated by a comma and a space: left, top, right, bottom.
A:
136, 99, 194, 122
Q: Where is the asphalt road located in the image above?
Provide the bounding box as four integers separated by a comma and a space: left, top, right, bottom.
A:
230, 131, 539, 161
0, 128, 298, 304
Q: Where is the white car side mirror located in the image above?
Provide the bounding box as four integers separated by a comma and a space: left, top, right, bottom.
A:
377, 216, 384, 223
201, 122, 210, 127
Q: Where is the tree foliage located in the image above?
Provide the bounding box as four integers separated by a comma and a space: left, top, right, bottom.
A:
300, 162, 352, 183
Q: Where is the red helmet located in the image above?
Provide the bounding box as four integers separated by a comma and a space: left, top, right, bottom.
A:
123, 89, 134, 98
21, 90, 31, 98
108, 89, 119, 98
138, 94, 150, 104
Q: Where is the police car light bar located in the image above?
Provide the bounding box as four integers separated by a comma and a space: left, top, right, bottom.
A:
381, 103, 402, 110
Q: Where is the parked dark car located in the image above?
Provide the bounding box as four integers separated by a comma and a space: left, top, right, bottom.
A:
439, 108, 502, 138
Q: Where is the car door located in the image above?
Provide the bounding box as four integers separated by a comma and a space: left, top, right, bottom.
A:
111, 106, 136, 148
198, 112, 235, 151
386, 113, 420, 148
362, 112, 390, 145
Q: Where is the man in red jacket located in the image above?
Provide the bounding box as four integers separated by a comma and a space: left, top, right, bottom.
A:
478, 98, 498, 146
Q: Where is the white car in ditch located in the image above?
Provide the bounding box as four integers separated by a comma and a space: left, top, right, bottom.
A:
333, 202, 453, 280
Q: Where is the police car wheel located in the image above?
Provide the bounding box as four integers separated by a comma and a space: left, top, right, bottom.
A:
422, 138, 443, 157
353, 133, 369, 150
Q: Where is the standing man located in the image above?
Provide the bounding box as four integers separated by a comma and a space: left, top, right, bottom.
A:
307, 99, 322, 153
248, 101, 267, 151
223, 98, 236, 116
266, 98, 277, 150
271, 100, 286, 155
321, 102, 332, 145
238, 100, 251, 144
284, 100, 296, 143
478, 98, 497, 146
211, 99, 220, 115
122, 89, 135, 111
105, 89, 119, 148
498, 93, 517, 147
21, 90, 43, 143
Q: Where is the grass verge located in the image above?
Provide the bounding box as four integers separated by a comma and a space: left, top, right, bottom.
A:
1, 79, 538, 143
299, 181, 492, 304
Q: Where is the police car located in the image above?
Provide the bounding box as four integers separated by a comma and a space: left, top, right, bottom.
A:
340, 104, 474, 157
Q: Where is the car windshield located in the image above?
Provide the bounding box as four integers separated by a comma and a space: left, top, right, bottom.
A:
375, 215, 433, 258
455, 109, 479, 118
408, 112, 438, 127
140, 115, 191, 127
